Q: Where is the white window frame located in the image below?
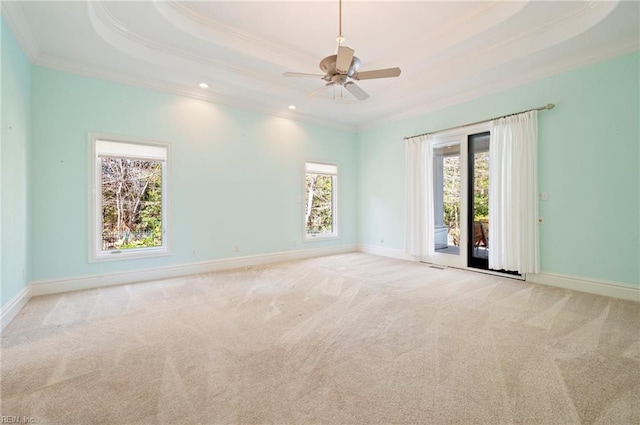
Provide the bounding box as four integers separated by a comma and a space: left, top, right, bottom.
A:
88, 133, 171, 262
304, 161, 339, 241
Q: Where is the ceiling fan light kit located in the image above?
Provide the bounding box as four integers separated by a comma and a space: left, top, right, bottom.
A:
284, 0, 401, 101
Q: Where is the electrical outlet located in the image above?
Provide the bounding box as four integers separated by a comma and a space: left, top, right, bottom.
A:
191, 249, 197, 258
380, 237, 385, 243
539, 192, 548, 201
538, 217, 544, 224
234, 245, 240, 253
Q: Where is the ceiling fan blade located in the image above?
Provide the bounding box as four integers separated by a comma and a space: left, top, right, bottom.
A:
354, 67, 402, 80
344, 82, 369, 101
283, 72, 325, 79
336, 46, 355, 74
308, 82, 335, 97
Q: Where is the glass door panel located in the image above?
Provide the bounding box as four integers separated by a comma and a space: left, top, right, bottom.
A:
468, 132, 490, 269
433, 141, 461, 257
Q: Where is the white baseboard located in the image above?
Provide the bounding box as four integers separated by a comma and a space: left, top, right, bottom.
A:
1, 284, 32, 333
31, 244, 357, 297
357, 244, 414, 261
357, 244, 639, 303
7, 245, 636, 334
527, 272, 639, 302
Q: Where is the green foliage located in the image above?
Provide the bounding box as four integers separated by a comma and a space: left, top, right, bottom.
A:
439, 151, 489, 246
306, 174, 334, 234
121, 235, 157, 249
101, 158, 162, 250
442, 156, 460, 245
139, 164, 163, 244
473, 152, 489, 219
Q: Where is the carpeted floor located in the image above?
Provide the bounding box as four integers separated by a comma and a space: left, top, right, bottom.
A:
1, 253, 639, 424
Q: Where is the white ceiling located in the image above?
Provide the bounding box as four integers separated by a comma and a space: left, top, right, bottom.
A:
3, 1, 639, 131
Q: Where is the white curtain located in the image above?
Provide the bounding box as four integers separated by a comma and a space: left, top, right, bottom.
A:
405, 135, 435, 259
488, 110, 539, 274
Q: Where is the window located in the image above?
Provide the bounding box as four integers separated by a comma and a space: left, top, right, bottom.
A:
304, 162, 338, 240
89, 134, 170, 261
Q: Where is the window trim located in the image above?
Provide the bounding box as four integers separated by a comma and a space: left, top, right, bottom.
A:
88, 133, 172, 262
303, 161, 339, 242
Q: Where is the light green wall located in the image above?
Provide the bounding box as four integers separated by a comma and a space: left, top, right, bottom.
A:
1, 17, 31, 307
2, 17, 638, 312
358, 52, 640, 286
29, 67, 357, 282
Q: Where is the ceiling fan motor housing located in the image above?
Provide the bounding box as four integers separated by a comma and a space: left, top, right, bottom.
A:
331, 74, 349, 85
319, 54, 361, 80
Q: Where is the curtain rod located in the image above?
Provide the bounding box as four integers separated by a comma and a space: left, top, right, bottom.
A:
403, 103, 555, 140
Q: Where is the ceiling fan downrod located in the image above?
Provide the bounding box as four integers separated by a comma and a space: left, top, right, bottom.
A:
336, 0, 345, 46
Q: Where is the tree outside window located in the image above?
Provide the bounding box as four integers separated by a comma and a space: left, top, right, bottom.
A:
101, 158, 162, 250
305, 162, 337, 239
90, 135, 169, 261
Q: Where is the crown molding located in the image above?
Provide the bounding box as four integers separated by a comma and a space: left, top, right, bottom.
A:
1, 1, 41, 61
381, 1, 527, 70
154, 0, 318, 69
356, 43, 639, 132
3, 0, 635, 134
29, 40, 639, 135
32, 52, 356, 133
88, 1, 296, 94
467, 0, 616, 64
381, 0, 619, 110
88, 1, 342, 110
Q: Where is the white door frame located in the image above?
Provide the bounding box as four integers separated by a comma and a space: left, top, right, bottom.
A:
424, 122, 490, 268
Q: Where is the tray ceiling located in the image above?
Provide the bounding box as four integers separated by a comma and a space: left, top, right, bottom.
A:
3, 1, 639, 130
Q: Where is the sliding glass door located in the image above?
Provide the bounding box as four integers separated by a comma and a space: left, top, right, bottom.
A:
426, 125, 495, 272
414, 121, 526, 277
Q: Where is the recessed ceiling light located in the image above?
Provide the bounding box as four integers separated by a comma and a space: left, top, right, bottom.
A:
199, 82, 209, 89
288, 105, 297, 110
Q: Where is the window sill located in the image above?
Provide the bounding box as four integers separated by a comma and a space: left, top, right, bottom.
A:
303, 234, 339, 242
90, 247, 171, 262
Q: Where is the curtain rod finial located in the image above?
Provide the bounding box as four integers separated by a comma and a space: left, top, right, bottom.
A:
546, 103, 555, 110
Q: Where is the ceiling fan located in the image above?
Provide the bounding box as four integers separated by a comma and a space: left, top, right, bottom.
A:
283, 0, 401, 101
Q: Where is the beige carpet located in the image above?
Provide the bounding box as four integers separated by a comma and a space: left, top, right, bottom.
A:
1, 253, 639, 424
